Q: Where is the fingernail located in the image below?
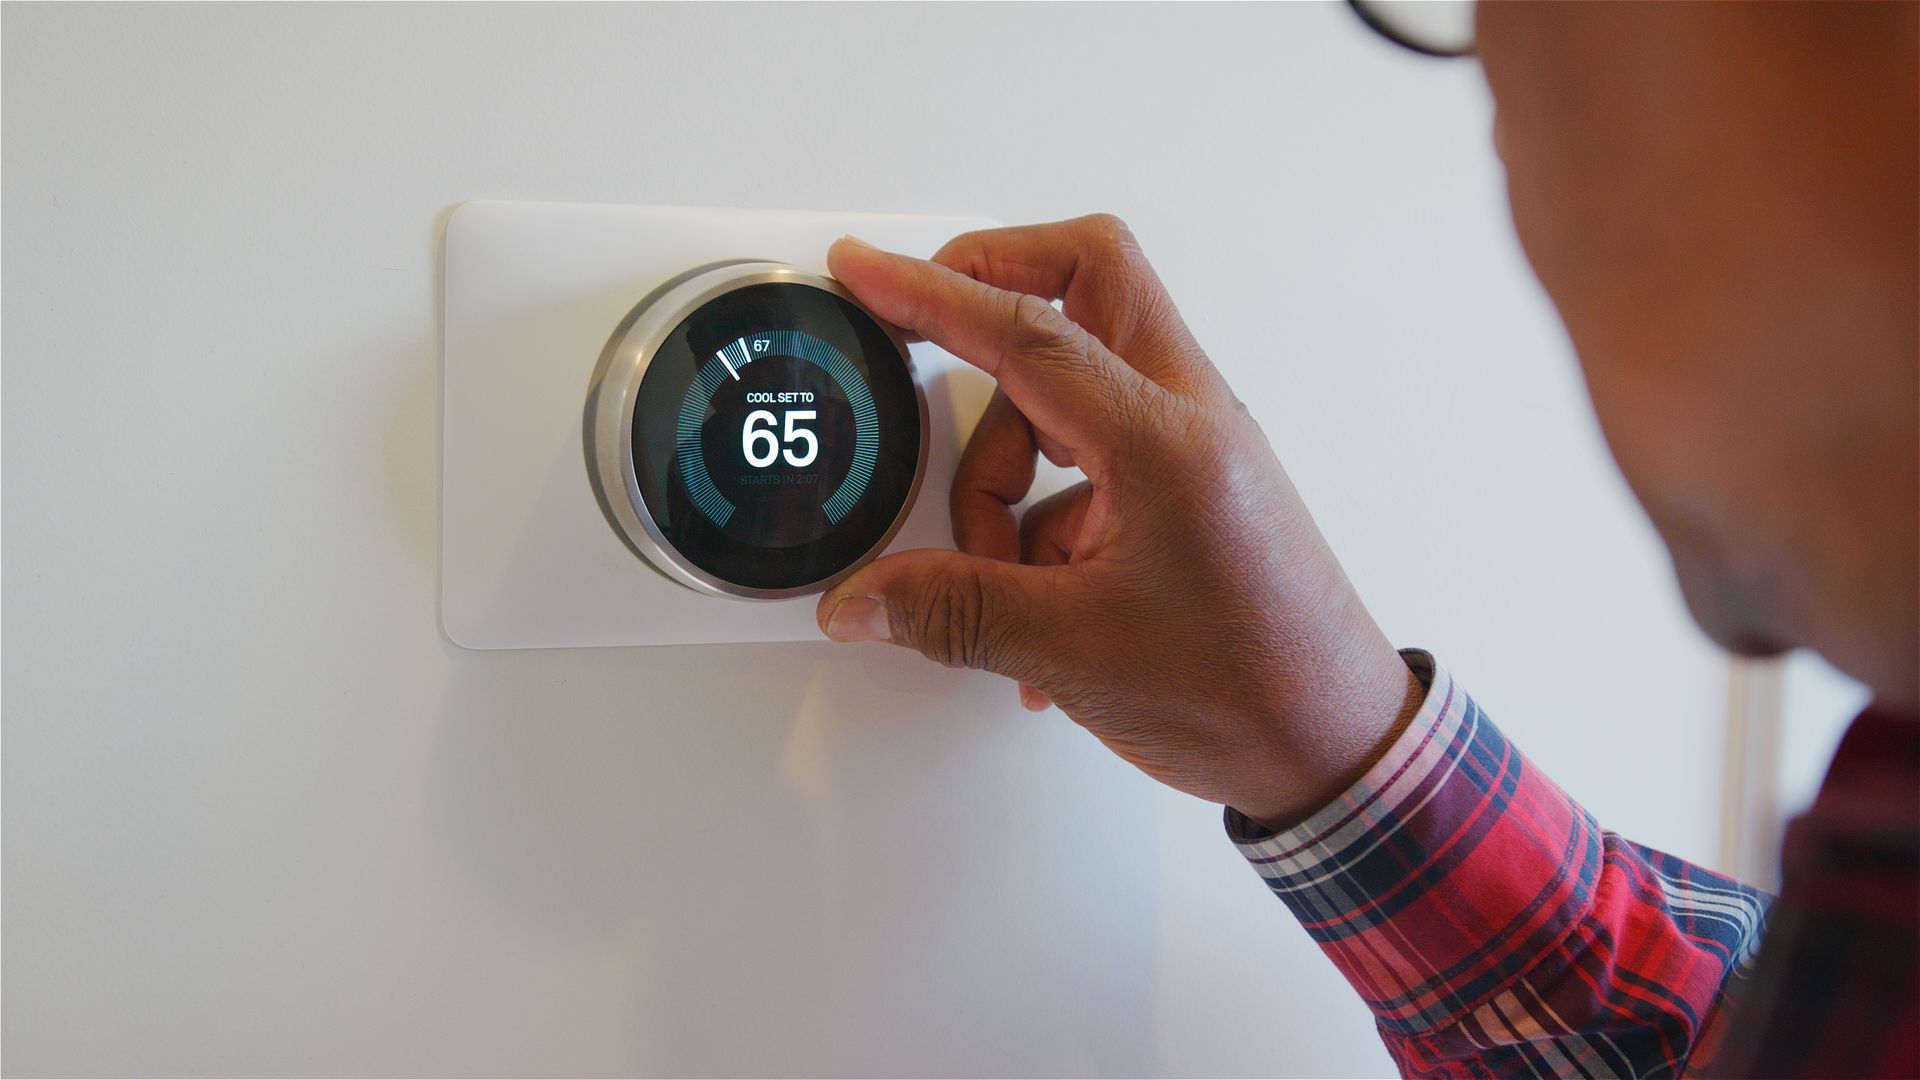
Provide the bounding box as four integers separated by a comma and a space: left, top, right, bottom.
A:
1019, 684, 1054, 712
836, 234, 875, 250
825, 595, 891, 643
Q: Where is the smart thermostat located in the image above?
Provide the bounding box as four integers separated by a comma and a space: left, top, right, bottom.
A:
586, 261, 928, 599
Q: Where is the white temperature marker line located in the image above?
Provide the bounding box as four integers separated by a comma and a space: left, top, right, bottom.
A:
734, 338, 755, 371
716, 347, 740, 380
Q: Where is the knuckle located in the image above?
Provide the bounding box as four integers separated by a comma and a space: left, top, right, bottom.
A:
1081, 212, 1135, 248
906, 569, 997, 670
934, 230, 992, 279
1078, 215, 1169, 342
1007, 294, 1105, 396
1081, 213, 1145, 267
1008, 291, 1079, 351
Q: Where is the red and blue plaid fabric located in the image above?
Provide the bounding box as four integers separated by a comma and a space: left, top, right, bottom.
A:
1229, 651, 1920, 1077
1710, 703, 1920, 1077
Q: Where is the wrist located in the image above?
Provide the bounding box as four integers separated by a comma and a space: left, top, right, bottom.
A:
1234, 648, 1427, 833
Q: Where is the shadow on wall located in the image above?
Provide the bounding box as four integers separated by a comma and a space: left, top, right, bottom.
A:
401, 210, 1163, 1076
426, 638, 1163, 1076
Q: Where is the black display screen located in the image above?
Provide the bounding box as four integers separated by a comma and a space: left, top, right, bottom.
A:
631, 282, 922, 591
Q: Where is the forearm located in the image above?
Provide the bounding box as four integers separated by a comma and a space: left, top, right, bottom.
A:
1229, 651, 1770, 1077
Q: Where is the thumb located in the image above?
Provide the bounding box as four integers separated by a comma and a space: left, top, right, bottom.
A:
816, 548, 1060, 680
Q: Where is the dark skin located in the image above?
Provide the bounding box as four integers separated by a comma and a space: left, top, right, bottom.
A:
817, 2, 1918, 832
1481, 2, 1917, 700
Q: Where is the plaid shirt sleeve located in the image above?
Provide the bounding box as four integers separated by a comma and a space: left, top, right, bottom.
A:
1226, 651, 1772, 1077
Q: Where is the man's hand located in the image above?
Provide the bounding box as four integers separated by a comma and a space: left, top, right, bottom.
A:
816, 215, 1422, 829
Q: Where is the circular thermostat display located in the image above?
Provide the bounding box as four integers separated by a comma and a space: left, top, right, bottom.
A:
587, 262, 927, 599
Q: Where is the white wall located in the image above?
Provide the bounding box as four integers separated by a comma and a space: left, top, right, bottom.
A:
3, 4, 1732, 1076
1779, 654, 1871, 823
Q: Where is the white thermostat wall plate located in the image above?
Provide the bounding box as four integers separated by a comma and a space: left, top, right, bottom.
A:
440, 201, 998, 649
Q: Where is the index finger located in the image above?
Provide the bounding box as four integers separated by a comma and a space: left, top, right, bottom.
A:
828, 236, 1151, 469
933, 214, 1207, 385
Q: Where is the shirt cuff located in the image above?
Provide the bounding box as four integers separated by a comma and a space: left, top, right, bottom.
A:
1225, 650, 1602, 1035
